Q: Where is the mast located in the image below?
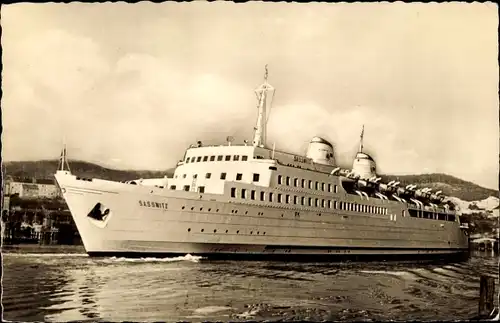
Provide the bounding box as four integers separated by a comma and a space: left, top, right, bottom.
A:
252, 65, 275, 148
58, 144, 71, 172
359, 124, 365, 153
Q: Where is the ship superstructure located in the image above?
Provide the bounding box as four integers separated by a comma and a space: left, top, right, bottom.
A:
54, 67, 469, 260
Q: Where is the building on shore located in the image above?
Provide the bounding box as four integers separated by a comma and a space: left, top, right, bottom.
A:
4, 176, 61, 198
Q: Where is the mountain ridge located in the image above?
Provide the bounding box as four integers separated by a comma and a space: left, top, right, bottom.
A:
2, 159, 498, 202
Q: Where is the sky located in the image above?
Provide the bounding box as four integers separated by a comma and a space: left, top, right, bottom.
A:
1, 2, 499, 189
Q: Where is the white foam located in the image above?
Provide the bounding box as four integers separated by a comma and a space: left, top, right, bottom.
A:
193, 306, 233, 315
4, 253, 88, 257
106, 253, 202, 263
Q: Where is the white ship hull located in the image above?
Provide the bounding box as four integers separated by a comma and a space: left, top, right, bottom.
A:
55, 171, 469, 261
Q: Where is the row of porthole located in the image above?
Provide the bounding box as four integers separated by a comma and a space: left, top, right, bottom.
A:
187, 228, 266, 235
181, 206, 264, 216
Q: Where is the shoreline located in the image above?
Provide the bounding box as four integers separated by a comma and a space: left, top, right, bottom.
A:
2, 244, 86, 254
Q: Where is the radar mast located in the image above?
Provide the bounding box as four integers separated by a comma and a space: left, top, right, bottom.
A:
252, 65, 275, 148
359, 125, 365, 153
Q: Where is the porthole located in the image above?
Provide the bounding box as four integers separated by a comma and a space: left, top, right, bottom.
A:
250, 231, 253, 234
226, 230, 229, 233
191, 207, 194, 210
201, 229, 204, 232
235, 210, 238, 214
182, 206, 185, 210
200, 207, 203, 211
214, 229, 217, 233
216, 209, 220, 212
208, 208, 211, 212
237, 230, 240, 234
245, 211, 248, 214
263, 232, 266, 235
231, 210, 234, 213
257, 231, 260, 234
187, 228, 191, 232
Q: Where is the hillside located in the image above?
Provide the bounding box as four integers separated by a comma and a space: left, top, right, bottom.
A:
3, 160, 497, 201
3, 160, 174, 182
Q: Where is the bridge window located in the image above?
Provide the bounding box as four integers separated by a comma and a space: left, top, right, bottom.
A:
286, 195, 291, 203
251, 190, 256, 200
196, 157, 202, 162
409, 209, 418, 217
242, 156, 248, 161
448, 214, 456, 222
286, 177, 291, 185
294, 196, 298, 204
217, 155, 223, 161
301, 196, 305, 206
334, 201, 337, 209
225, 155, 231, 161
220, 173, 227, 180
278, 194, 282, 203
198, 186, 205, 193
260, 191, 265, 201
269, 192, 274, 202
308, 198, 312, 207
278, 175, 283, 184
203, 156, 208, 162
241, 189, 247, 199
170, 185, 176, 190
185, 157, 190, 163
315, 182, 319, 190
253, 174, 260, 182
294, 178, 299, 187
236, 173, 243, 181
322, 183, 326, 191
231, 188, 236, 198
301, 179, 306, 188
328, 184, 332, 192
210, 156, 215, 161
183, 185, 190, 191
438, 213, 446, 221
322, 199, 326, 208
402, 210, 406, 217
233, 155, 240, 161
206, 173, 211, 179
309, 181, 313, 189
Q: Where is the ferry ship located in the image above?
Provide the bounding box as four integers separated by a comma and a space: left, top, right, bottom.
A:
54, 67, 469, 261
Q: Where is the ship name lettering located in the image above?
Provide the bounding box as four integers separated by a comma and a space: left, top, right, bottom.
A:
138, 200, 168, 209
293, 156, 307, 163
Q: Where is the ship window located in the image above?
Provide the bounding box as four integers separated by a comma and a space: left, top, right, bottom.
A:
251, 190, 256, 200
170, 185, 176, 190
294, 196, 298, 204
206, 173, 211, 179
294, 178, 299, 187
242, 156, 248, 161
203, 156, 208, 162
269, 192, 274, 202
409, 209, 418, 217
334, 201, 337, 209
402, 210, 406, 217
233, 155, 240, 161
236, 173, 243, 181
328, 184, 332, 192
309, 181, 313, 189
217, 155, 223, 161
308, 198, 312, 207
220, 173, 227, 180
182, 174, 187, 179
301, 196, 305, 205
322, 183, 326, 191
260, 191, 265, 201
231, 188, 237, 198
315, 182, 319, 190
286, 195, 291, 203
322, 199, 326, 208
438, 213, 446, 221
241, 189, 247, 199
185, 157, 190, 163
448, 214, 455, 222
198, 186, 205, 193
225, 155, 231, 161
269, 166, 277, 170
286, 177, 291, 185
278, 194, 282, 203
301, 179, 306, 188
278, 175, 283, 185
253, 174, 260, 182
183, 185, 190, 191
209, 156, 215, 161
193, 174, 198, 179
196, 157, 202, 162
334, 185, 338, 193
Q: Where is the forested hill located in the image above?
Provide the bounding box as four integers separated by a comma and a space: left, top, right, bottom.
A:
3, 160, 497, 201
